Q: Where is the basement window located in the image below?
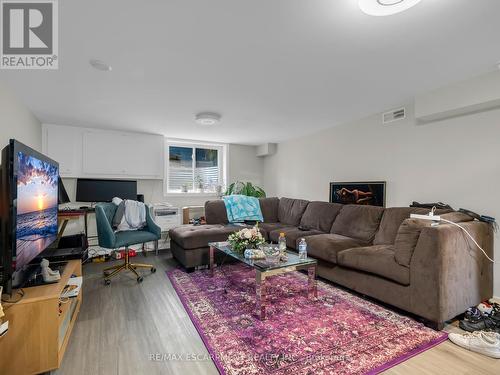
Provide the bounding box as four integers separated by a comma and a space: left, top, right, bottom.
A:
165, 140, 227, 195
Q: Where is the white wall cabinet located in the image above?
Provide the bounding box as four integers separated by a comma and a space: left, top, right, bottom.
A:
82, 130, 163, 178
43, 124, 164, 179
43, 125, 81, 177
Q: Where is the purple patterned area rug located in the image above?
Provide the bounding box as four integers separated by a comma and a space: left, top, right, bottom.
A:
167, 264, 447, 375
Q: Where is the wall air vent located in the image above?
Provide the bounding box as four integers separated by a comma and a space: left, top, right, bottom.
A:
382, 107, 406, 124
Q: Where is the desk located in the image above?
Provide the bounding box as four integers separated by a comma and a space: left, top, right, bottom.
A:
58, 208, 95, 239
58, 212, 81, 240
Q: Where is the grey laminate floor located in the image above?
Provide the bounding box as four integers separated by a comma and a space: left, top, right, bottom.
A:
55, 252, 498, 375
55, 252, 219, 375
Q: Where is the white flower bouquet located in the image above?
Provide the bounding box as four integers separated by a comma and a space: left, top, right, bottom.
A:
228, 224, 265, 253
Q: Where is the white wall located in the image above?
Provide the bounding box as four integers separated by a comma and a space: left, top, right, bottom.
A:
0, 81, 41, 152
415, 70, 500, 122
228, 144, 265, 187
263, 102, 500, 296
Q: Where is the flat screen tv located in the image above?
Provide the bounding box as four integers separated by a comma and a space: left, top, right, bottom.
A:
0, 140, 59, 293
75, 178, 137, 202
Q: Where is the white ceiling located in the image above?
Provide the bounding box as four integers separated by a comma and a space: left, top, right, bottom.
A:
1, 0, 500, 145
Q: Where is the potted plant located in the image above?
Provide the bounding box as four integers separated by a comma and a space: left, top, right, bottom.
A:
194, 176, 204, 192
224, 181, 266, 198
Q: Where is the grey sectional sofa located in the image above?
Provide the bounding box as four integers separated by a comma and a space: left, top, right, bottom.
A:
169, 197, 494, 329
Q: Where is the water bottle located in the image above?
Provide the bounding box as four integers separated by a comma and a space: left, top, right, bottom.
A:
298, 238, 307, 260
278, 232, 286, 256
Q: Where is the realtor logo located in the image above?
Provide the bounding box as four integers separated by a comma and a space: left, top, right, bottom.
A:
1, 0, 58, 69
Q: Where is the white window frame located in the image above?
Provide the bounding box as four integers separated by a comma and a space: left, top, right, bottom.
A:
164, 138, 227, 196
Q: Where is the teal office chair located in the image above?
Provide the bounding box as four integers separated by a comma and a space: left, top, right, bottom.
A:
95, 202, 161, 285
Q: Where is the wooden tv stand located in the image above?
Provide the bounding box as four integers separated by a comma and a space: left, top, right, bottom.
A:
0, 259, 82, 375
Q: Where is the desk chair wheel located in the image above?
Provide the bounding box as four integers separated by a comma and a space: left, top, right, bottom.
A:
104, 279, 111, 286
137, 276, 144, 283
151, 267, 156, 273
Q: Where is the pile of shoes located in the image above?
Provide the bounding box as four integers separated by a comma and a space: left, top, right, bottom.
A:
460, 300, 500, 333
448, 300, 500, 358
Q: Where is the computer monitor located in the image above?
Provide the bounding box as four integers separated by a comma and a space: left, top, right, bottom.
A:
75, 178, 137, 202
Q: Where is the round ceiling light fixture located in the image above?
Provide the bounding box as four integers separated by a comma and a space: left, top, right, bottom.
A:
89, 59, 112, 71
359, 0, 422, 16
195, 112, 221, 126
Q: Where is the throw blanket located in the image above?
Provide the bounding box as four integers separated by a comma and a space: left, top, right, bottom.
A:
222, 195, 264, 223
112, 197, 147, 232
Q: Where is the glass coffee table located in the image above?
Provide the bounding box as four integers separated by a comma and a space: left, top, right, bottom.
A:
208, 242, 318, 320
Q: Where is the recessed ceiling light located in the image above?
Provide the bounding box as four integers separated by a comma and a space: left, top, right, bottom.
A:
89, 59, 112, 71
359, 0, 422, 16
195, 112, 221, 126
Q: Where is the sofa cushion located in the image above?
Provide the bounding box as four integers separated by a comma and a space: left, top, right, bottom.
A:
269, 227, 324, 249
330, 205, 384, 244
205, 200, 228, 224
205, 198, 281, 224
278, 197, 309, 226
169, 224, 242, 250
374, 207, 431, 245
440, 211, 475, 223
394, 211, 475, 267
258, 222, 289, 241
299, 201, 343, 232
337, 245, 410, 285
373, 207, 455, 245
305, 233, 363, 264
259, 197, 280, 223
394, 219, 431, 266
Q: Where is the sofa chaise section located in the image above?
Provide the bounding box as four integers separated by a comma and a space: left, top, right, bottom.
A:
169, 224, 244, 270
170, 197, 284, 269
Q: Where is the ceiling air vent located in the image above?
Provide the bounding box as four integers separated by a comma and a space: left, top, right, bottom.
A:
383, 107, 406, 124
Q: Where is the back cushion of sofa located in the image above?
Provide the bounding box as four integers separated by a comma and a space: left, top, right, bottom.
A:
394, 211, 473, 267
259, 197, 280, 223
205, 200, 228, 224
374, 207, 431, 245
300, 201, 343, 232
394, 218, 431, 266
440, 211, 474, 223
278, 197, 309, 226
330, 205, 384, 244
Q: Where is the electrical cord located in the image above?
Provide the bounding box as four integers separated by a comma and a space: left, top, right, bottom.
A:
59, 296, 71, 304
83, 246, 111, 264
440, 218, 495, 263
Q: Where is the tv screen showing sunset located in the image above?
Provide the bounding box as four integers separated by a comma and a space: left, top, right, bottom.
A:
15, 152, 59, 270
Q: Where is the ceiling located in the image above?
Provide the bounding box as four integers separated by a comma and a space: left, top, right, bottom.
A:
1, 0, 500, 145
